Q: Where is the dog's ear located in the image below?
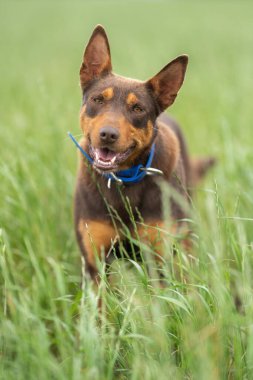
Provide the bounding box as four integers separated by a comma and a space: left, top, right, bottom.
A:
146, 55, 188, 111
80, 25, 112, 90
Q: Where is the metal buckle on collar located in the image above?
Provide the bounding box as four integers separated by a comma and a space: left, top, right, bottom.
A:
107, 173, 123, 189
140, 167, 164, 176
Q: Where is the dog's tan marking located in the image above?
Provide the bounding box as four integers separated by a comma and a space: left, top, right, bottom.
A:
78, 219, 118, 269
102, 87, 114, 100
80, 104, 86, 117
119, 119, 154, 167
137, 221, 192, 262
137, 220, 165, 259
126, 92, 138, 105
130, 119, 153, 146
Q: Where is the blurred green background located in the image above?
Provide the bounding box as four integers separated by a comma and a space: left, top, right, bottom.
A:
1, 1, 253, 379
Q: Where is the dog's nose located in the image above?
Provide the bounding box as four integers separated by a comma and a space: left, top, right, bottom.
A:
99, 126, 119, 144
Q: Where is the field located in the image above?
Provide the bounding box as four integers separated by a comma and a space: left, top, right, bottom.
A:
1, 1, 253, 379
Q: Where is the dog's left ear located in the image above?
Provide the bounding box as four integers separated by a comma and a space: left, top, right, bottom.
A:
146, 55, 188, 112
80, 25, 112, 90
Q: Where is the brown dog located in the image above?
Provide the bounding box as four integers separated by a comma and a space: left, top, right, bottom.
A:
72, 25, 214, 283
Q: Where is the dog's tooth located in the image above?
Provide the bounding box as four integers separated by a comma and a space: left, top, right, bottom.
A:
111, 156, 116, 163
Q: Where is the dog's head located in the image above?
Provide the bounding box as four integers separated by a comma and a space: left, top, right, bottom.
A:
79, 25, 188, 172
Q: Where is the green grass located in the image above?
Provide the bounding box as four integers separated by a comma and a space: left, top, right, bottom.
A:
1, 1, 253, 379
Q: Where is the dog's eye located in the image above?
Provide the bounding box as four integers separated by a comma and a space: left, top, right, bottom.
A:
132, 104, 144, 113
92, 95, 104, 104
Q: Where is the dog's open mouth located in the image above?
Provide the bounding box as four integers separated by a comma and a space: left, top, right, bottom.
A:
89, 146, 134, 171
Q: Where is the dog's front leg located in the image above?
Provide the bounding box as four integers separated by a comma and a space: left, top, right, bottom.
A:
137, 220, 193, 284
137, 220, 166, 261
77, 219, 118, 285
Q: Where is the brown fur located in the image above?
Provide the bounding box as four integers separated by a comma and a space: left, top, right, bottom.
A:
73, 25, 214, 283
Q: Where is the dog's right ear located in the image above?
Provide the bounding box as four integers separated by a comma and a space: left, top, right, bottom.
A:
146, 55, 188, 112
80, 25, 112, 91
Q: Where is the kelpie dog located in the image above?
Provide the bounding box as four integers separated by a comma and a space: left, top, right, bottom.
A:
71, 25, 214, 284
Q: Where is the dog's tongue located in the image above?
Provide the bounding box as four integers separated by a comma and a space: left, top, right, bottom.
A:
97, 148, 117, 161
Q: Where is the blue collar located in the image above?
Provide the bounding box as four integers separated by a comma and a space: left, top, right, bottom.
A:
68, 132, 163, 187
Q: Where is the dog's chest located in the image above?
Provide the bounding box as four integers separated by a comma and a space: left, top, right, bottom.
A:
96, 176, 163, 224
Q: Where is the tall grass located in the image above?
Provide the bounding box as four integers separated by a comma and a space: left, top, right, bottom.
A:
1, 1, 253, 379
